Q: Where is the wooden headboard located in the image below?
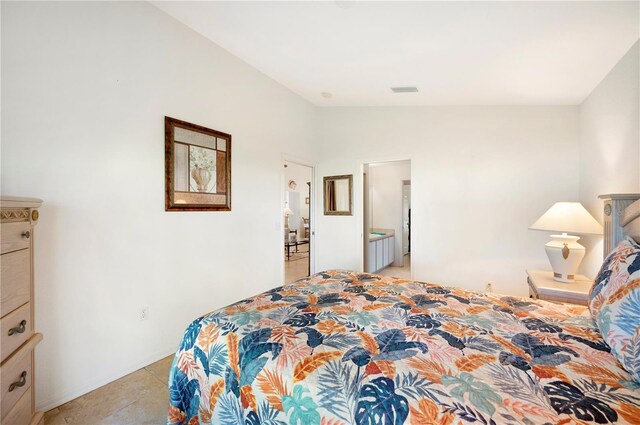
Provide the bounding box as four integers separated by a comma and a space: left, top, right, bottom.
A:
622, 198, 640, 244
600, 194, 640, 256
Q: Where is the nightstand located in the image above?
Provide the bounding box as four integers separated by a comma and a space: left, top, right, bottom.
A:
526, 269, 592, 306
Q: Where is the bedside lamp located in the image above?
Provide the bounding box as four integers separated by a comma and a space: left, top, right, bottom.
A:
529, 202, 603, 282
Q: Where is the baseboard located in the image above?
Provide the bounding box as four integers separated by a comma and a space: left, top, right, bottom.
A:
37, 345, 177, 412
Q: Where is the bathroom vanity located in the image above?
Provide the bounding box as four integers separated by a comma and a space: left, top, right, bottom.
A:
367, 229, 395, 273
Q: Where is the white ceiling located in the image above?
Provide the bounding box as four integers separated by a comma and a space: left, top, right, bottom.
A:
154, 1, 640, 106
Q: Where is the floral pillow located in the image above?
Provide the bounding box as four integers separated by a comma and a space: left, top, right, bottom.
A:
589, 237, 640, 381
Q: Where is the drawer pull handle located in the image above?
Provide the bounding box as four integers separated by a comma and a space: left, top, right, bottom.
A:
8, 371, 27, 392
8, 320, 27, 336
22, 231, 30, 239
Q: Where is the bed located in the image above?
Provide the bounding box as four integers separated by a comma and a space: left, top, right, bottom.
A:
167, 200, 640, 425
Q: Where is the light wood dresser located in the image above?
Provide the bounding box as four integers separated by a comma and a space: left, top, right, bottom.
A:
0, 197, 43, 425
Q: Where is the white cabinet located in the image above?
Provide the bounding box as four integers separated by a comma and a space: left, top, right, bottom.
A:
367, 241, 376, 272
383, 237, 390, 267
367, 235, 395, 273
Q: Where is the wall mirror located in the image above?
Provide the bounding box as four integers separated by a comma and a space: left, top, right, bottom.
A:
324, 175, 353, 215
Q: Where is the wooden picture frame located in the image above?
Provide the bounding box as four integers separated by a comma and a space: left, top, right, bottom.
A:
165, 116, 232, 211
323, 174, 353, 216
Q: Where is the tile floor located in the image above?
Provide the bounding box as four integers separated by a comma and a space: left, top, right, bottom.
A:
284, 243, 310, 284
44, 355, 173, 425
378, 253, 411, 280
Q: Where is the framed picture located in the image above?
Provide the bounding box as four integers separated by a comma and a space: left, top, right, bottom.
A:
324, 174, 353, 215
165, 116, 231, 211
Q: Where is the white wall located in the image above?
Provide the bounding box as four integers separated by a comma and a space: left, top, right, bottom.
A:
369, 161, 411, 266
315, 107, 580, 296
579, 41, 640, 278
1, 1, 316, 411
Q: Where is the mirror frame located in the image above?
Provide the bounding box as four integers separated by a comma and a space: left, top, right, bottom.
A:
323, 174, 353, 216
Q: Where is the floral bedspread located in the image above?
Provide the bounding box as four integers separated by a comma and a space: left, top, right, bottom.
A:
167, 271, 640, 425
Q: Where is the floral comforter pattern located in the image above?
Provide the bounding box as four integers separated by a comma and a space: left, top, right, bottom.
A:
167, 271, 640, 425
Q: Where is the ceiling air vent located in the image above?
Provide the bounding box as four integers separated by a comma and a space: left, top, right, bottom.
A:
391, 86, 418, 93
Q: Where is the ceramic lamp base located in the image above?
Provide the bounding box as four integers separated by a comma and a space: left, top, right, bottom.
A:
544, 233, 585, 282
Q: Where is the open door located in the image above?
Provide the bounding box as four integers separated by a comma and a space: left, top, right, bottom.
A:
284, 160, 314, 283
363, 160, 411, 279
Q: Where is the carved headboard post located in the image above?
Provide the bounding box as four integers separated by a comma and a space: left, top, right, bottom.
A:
598, 193, 640, 256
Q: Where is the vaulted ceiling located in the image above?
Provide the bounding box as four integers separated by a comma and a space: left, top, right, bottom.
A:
154, 1, 639, 106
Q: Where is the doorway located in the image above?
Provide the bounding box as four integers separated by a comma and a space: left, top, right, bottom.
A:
402, 180, 411, 256
284, 160, 313, 283
363, 160, 411, 279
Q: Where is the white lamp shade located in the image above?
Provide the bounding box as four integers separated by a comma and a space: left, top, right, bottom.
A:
529, 202, 603, 235
283, 207, 293, 216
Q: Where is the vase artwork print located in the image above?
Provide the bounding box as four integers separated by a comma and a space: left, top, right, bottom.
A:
165, 116, 232, 211
189, 146, 216, 193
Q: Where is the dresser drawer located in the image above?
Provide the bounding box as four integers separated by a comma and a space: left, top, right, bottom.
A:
1, 249, 31, 317
0, 303, 33, 363
0, 222, 31, 255
2, 388, 32, 425
1, 343, 32, 421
